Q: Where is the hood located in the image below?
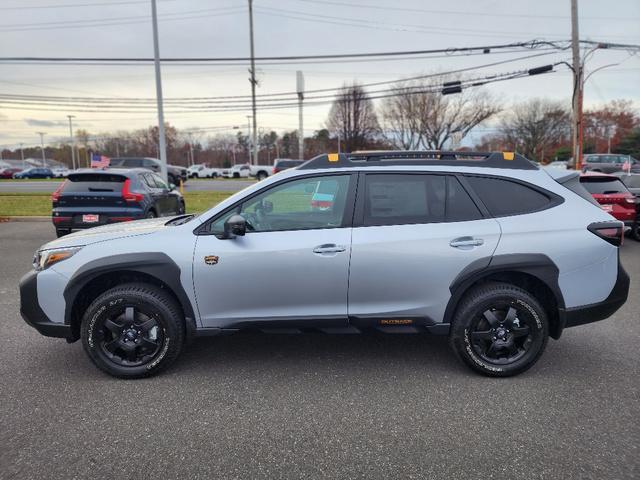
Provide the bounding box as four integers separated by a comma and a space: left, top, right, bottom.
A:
40, 217, 173, 250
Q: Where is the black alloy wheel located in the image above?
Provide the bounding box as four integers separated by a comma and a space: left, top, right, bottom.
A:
97, 305, 164, 367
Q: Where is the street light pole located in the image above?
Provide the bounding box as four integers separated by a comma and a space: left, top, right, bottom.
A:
246, 115, 252, 164
36, 132, 46, 166
248, 0, 258, 166
151, 0, 168, 182
296, 70, 304, 161
67, 115, 76, 170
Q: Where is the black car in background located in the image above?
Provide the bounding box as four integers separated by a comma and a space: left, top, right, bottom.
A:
272, 159, 304, 174
51, 168, 185, 237
13, 167, 54, 179
108, 157, 188, 185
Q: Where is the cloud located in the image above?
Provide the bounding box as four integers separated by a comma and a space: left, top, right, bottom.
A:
24, 118, 67, 127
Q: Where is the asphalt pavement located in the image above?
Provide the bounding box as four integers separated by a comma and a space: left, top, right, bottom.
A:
0, 222, 638, 479
0, 179, 255, 193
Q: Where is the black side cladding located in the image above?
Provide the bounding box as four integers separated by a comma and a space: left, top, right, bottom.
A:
63, 252, 196, 333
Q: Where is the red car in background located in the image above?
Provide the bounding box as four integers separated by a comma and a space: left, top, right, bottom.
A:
580, 172, 637, 231
0, 167, 22, 179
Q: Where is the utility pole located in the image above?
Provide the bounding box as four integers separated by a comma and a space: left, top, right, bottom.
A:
19, 143, 24, 162
570, 0, 583, 170
248, 0, 258, 166
296, 70, 305, 161
66, 115, 76, 170
151, 0, 168, 182
246, 115, 252, 164
337, 131, 341, 154
187, 132, 194, 166
36, 132, 46, 166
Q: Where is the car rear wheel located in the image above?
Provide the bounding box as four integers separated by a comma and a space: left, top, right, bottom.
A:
449, 282, 548, 377
146, 210, 156, 218
256, 171, 267, 180
631, 222, 640, 241
56, 228, 70, 238
80, 283, 185, 378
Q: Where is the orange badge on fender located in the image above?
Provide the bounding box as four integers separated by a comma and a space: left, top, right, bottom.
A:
204, 255, 219, 265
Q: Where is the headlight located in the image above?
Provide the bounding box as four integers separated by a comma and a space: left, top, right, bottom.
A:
33, 246, 82, 271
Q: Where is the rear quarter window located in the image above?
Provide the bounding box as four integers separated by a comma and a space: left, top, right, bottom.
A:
465, 175, 555, 217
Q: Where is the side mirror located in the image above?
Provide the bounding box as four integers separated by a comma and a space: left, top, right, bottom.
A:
224, 214, 246, 238
169, 183, 176, 191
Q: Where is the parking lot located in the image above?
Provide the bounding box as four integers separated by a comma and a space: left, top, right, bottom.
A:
0, 178, 255, 193
1, 221, 638, 479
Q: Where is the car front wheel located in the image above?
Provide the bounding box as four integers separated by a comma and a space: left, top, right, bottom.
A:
80, 283, 185, 378
449, 282, 549, 377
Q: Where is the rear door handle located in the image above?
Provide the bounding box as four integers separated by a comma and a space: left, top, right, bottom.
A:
450, 237, 484, 248
313, 244, 346, 254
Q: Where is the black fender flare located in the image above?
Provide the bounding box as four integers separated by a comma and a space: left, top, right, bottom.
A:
63, 252, 197, 336
444, 253, 566, 337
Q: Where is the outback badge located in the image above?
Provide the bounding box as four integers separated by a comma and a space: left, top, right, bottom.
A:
204, 255, 219, 266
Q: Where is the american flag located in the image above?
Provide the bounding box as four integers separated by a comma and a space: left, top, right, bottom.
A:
90, 154, 110, 168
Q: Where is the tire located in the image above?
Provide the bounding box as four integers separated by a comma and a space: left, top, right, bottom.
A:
146, 209, 156, 218
80, 283, 185, 378
631, 222, 640, 242
233, 173, 240, 178
449, 282, 549, 377
56, 228, 70, 238
256, 171, 267, 181
178, 201, 185, 215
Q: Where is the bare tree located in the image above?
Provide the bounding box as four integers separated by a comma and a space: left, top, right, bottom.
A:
497, 99, 570, 161
380, 76, 500, 150
327, 83, 379, 152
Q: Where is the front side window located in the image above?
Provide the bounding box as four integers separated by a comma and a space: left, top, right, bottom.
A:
209, 175, 351, 234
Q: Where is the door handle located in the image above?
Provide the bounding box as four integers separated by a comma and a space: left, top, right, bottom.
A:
450, 237, 484, 248
313, 244, 346, 254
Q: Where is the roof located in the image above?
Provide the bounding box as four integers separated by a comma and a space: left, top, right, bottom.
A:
299, 151, 538, 171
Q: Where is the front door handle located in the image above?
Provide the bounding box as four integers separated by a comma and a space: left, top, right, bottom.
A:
313, 244, 346, 254
450, 237, 484, 248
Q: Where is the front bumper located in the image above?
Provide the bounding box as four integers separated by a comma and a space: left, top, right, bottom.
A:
559, 255, 630, 330
19, 270, 71, 339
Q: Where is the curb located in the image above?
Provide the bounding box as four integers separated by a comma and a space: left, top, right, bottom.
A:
0, 216, 50, 222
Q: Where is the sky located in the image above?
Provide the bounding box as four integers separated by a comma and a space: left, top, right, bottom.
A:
0, 0, 639, 150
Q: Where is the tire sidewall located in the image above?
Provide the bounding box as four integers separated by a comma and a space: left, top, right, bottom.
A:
451, 286, 549, 377
81, 287, 182, 378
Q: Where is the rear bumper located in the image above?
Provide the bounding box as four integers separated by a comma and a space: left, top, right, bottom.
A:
558, 255, 630, 330
19, 270, 71, 339
52, 208, 145, 229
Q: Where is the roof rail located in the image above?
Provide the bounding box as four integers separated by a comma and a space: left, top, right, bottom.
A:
299, 150, 538, 171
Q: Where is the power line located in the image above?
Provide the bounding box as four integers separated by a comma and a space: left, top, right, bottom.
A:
0, 65, 560, 114
290, 0, 640, 22
0, 39, 566, 63
0, 0, 177, 9
0, 51, 564, 104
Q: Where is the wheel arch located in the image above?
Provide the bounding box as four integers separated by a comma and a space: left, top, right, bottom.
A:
63, 253, 196, 342
445, 254, 566, 339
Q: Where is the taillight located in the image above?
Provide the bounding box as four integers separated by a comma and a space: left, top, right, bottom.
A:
588, 221, 624, 247
624, 195, 635, 205
51, 181, 66, 202
273, 167, 278, 174
121, 179, 143, 202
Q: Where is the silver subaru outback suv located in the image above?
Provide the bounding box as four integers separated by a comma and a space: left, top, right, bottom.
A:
20, 151, 630, 378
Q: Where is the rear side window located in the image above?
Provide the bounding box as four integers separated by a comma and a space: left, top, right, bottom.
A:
465, 176, 552, 217
64, 174, 125, 192
362, 174, 482, 226
619, 175, 640, 189
580, 177, 628, 194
